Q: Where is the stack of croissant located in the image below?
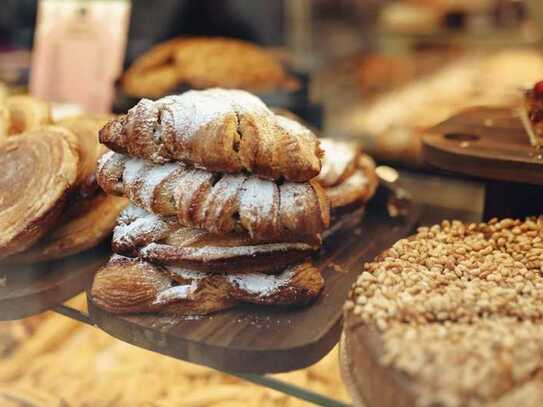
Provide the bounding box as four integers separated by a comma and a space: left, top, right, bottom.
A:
0, 96, 127, 263
91, 88, 378, 315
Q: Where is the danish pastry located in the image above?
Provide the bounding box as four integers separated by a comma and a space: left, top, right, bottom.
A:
0, 127, 79, 258
91, 255, 323, 315
99, 89, 323, 182
97, 152, 330, 242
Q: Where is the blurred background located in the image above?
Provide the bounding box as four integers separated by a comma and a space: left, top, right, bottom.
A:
1, 2, 543, 404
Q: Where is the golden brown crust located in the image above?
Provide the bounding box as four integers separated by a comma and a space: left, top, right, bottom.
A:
91, 255, 323, 315
122, 37, 298, 97
97, 152, 329, 242
99, 89, 322, 182
0, 127, 79, 258
111, 205, 316, 273
5, 96, 51, 135
56, 114, 114, 196
4, 194, 127, 263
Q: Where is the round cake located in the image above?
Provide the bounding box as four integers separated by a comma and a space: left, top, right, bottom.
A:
342, 217, 543, 407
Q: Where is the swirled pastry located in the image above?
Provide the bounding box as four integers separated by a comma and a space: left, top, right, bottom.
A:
97, 152, 330, 242
5, 96, 51, 135
0, 127, 79, 258
4, 194, 127, 263
110, 205, 316, 273
91, 255, 323, 315
99, 89, 322, 182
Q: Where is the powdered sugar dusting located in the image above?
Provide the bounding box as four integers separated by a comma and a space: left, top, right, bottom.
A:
123, 158, 146, 186
153, 282, 198, 305
113, 205, 171, 250
239, 176, 277, 236
159, 88, 271, 151
318, 138, 358, 187
138, 162, 178, 210
226, 268, 295, 297
274, 114, 309, 135
168, 267, 206, 281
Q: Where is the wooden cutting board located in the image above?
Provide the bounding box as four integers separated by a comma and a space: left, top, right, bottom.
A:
87, 198, 421, 374
0, 243, 110, 320
422, 106, 543, 219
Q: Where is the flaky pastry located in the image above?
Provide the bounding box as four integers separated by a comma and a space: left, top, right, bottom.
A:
111, 205, 316, 273
91, 255, 323, 315
97, 152, 330, 242
0, 127, 79, 258
5, 194, 127, 263
99, 89, 323, 182
5, 96, 51, 135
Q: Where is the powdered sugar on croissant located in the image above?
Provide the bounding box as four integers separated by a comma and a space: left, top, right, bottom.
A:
99, 88, 323, 182
97, 152, 330, 242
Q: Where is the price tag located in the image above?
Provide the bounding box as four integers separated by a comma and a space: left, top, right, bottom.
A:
30, 0, 131, 113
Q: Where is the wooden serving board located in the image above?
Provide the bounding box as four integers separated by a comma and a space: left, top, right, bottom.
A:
87, 199, 420, 374
0, 243, 110, 320
422, 107, 543, 219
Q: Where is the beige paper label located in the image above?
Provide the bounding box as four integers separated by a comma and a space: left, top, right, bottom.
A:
30, 0, 131, 113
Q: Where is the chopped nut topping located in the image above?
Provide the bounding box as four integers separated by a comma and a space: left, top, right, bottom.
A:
347, 217, 543, 406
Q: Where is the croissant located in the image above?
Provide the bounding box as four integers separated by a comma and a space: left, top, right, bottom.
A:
111, 205, 316, 273
91, 255, 323, 315
99, 88, 323, 182
5, 96, 51, 135
4, 194, 127, 263
0, 127, 79, 258
97, 152, 330, 242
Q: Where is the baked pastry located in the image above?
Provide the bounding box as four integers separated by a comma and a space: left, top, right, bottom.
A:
97, 152, 330, 242
4, 194, 127, 263
342, 217, 543, 407
110, 205, 316, 273
5, 96, 51, 135
57, 114, 113, 196
0, 127, 79, 258
318, 138, 378, 209
91, 255, 323, 315
100, 89, 323, 181
122, 37, 298, 98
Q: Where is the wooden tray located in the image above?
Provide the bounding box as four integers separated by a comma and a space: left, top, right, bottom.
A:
422, 107, 543, 219
87, 199, 420, 374
0, 243, 110, 321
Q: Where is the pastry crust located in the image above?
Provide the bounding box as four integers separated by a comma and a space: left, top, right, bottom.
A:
0, 127, 79, 258
97, 152, 330, 242
99, 89, 323, 182
5, 96, 51, 135
4, 194, 127, 263
57, 114, 114, 197
111, 205, 317, 273
91, 255, 323, 315
318, 138, 379, 209
122, 37, 298, 97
